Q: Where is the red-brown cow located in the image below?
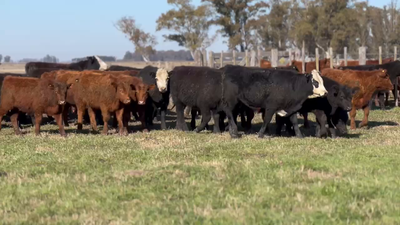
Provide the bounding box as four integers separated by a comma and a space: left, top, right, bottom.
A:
0, 76, 68, 136
339, 58, 394, 66
288, 58, 331, 73
73, 71, 153, 135
321, 68, 393, 129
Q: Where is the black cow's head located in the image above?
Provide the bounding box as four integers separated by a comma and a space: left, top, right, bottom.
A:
329, 84, 358, 112
84, 56, 108, 71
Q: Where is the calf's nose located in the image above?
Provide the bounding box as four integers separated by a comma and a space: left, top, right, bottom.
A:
58, 100, 66, 105
124, 99, 131, 104
138, 101, 145, 105
159, 87, 167, 93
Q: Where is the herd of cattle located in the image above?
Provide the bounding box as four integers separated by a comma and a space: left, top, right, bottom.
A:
0, 55, 398, 139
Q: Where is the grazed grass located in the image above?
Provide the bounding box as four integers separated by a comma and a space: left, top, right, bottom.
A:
1, 107, 400, 224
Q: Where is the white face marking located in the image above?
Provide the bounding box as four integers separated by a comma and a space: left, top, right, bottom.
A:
308, 69, 328, 99
138, 101, 145, 105
95, 55, 108, 71
155, 68, 169, 93
277, 110, 288, 117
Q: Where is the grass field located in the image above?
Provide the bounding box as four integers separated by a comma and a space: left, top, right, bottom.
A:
1, 105, 400, 224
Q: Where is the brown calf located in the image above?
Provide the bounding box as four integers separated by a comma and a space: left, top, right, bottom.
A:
321, 69, 393, 129
0, 76, 68, 136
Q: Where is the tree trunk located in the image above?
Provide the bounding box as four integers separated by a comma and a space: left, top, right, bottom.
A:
190, 50, 196, 61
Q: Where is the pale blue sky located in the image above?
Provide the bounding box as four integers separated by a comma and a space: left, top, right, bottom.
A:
0, 0, 388, 61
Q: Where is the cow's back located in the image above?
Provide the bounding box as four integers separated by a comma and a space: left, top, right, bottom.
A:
170, 66, 222, 107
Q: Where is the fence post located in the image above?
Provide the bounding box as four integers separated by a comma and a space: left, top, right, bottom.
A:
379, 46, 382, 64
250, 50, 257, 67
344, 47, 347, 66
257, 46, 262, 66
245, 50, 249, 67
329, 47, 333, 69
302, 41, 305, 73
220, 51, 223, 68
232, 50, 237, 65
315, 48, 319, 71
271, 49, 278, 67
208, 51, 214, 68
395, 46, 399, 107
359, 46, 366, 65
202, 48, 207, 67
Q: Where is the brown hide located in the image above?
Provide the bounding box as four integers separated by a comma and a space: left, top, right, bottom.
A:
288, 58, 331, 73
339, 58, 394, 66
260, 59, 272, 68
73, 72, 133, 135
0, 76, 68, 136
321, 68, 393, 129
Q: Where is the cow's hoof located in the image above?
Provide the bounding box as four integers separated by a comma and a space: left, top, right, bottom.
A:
194, 128, 201, 133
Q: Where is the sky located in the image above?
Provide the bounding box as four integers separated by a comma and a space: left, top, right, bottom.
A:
0, 0, 389, 62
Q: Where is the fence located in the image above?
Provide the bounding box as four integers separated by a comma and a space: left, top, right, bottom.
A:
195, 45, 400, 106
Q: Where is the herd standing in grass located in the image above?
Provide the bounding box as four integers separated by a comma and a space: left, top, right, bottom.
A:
0, 56, 396, 138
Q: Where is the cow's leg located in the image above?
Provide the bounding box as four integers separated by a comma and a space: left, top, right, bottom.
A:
258, 109, 275, 138
115, 108, 126, 136
76, 105, 85, 130
239, 109, 246, 129
62, 103, 70, 127
349, 107, 357, 130
87, 108, 98, 132
100, 109, 110, 135
219, 111, 226, 132
224, 109, 239, 138
122, 106, 131, 134
194, 109, 211, 133
244, 108, 254, 132
374, 94, 380, 107
302, 112, 310, 128
211, 110, 221, 133
10, 113, 21, 135
289, 113, 303, 138
175, 102, 188, 131
314, 110, 327, 138
137, 105, 149, 132
275, 114, 284, 136
34, 113, 43, 136
53, 113, 66, 137
160, 105, 167, 130
379, 92, 386, 110
190, 108, 197, 130
359, 106, 370, 128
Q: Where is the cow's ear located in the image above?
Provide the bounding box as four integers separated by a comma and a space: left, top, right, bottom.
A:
148, 84, 156, 91
305, 73, 312, 82
149, 72, 156, 77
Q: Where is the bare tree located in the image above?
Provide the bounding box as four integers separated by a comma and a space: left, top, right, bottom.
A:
115, 17, 158, 62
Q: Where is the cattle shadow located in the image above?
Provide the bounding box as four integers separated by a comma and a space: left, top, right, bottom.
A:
364, 121, 399, 129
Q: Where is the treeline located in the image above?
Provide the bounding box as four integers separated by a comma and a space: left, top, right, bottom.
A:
113, 0, 400, 61
122, 50, 193, 61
